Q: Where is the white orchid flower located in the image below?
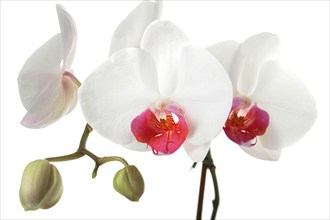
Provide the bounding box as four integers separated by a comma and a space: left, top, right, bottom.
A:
208, 33, 317, 161
18, 4, 79, 128
79, 2, 233, 161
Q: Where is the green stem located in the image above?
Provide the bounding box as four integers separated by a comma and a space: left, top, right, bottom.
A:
78, 124, 93, 150
80, 148, 129, 178
79, 148, 99, 162
196, 149, 220, 220
207, 150, 220, 220
45, 123, 129, 178
98, 156, 129, 166
46, 151, 84, 162
79, 148, 129, 167
46, 124, 92, 162
197, 162, 207, 220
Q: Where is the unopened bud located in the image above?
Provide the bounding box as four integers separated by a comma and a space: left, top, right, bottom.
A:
113, 165, 144, 202
19, 160, 63, 211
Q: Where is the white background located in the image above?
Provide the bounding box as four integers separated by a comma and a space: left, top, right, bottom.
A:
1, 1, 329, 219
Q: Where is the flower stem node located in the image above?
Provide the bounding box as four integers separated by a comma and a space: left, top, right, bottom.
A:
19, 160, 63, 211
113, 165, 144, 202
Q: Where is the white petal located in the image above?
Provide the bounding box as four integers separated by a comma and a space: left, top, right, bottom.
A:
18, 34, 63, 111
124, 140, 151, 152
20, 75, 78, 128
141, 20, 189, 96
172, 45, 233, 146
109, 0, 163, 56
184, 142, 210, 162
207, 41, 240, 94
250, 61, 317, 150
79, 48, 160, 146
233, 33, 279, 96
239, 143, 282, 161
56, 4, 77, 70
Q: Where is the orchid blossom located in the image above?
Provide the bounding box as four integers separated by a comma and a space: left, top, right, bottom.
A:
18, 4, 79, 128
79, 1, 232, 161
208, 33, 317, 160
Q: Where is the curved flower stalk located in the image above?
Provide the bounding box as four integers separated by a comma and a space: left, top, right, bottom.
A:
208, 33, 317, 160
80, 19, 233, 162
18, 4, 80, 128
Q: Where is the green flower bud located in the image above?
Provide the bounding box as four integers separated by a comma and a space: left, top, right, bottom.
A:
113, 165, 144, 202
19, 160, 63, 211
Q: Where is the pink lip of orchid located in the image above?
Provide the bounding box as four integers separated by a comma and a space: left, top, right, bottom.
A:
208, 33, 317, 161
17, 4, 79, 128
79, 1, 233, 161
131, 104, 189, 155
223, 96, 270, 147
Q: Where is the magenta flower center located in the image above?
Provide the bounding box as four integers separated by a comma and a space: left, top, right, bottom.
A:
223, 96, 270, 147
131, 104, 188, 155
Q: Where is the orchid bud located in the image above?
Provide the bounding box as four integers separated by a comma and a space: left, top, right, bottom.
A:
19, 160, 63, 211
113, 165, 144, 202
